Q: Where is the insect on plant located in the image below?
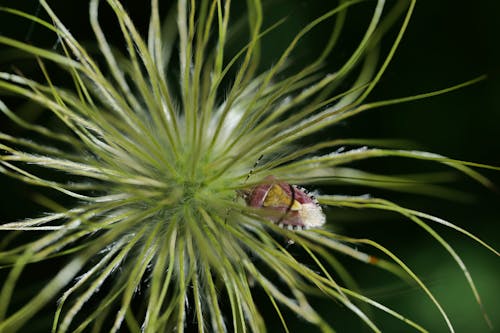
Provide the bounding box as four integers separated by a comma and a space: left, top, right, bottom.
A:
237, 155, 325, 230
242, 175, 326, 230
0, 0, 499, 332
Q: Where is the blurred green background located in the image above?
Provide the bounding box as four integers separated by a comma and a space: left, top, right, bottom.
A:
0, 0, 499, 332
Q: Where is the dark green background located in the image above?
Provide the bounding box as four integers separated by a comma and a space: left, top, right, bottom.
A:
1, 1, 499, 332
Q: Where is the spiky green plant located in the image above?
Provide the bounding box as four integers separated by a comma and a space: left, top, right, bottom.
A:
0, 0, 498, 332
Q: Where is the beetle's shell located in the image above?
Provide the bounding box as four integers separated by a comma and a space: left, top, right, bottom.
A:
245, 176, 325, 229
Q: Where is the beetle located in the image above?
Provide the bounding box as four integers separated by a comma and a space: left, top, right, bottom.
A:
242, 175, 325, 230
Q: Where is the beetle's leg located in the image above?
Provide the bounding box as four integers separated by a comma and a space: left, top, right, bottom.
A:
276, 183, 296, 226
